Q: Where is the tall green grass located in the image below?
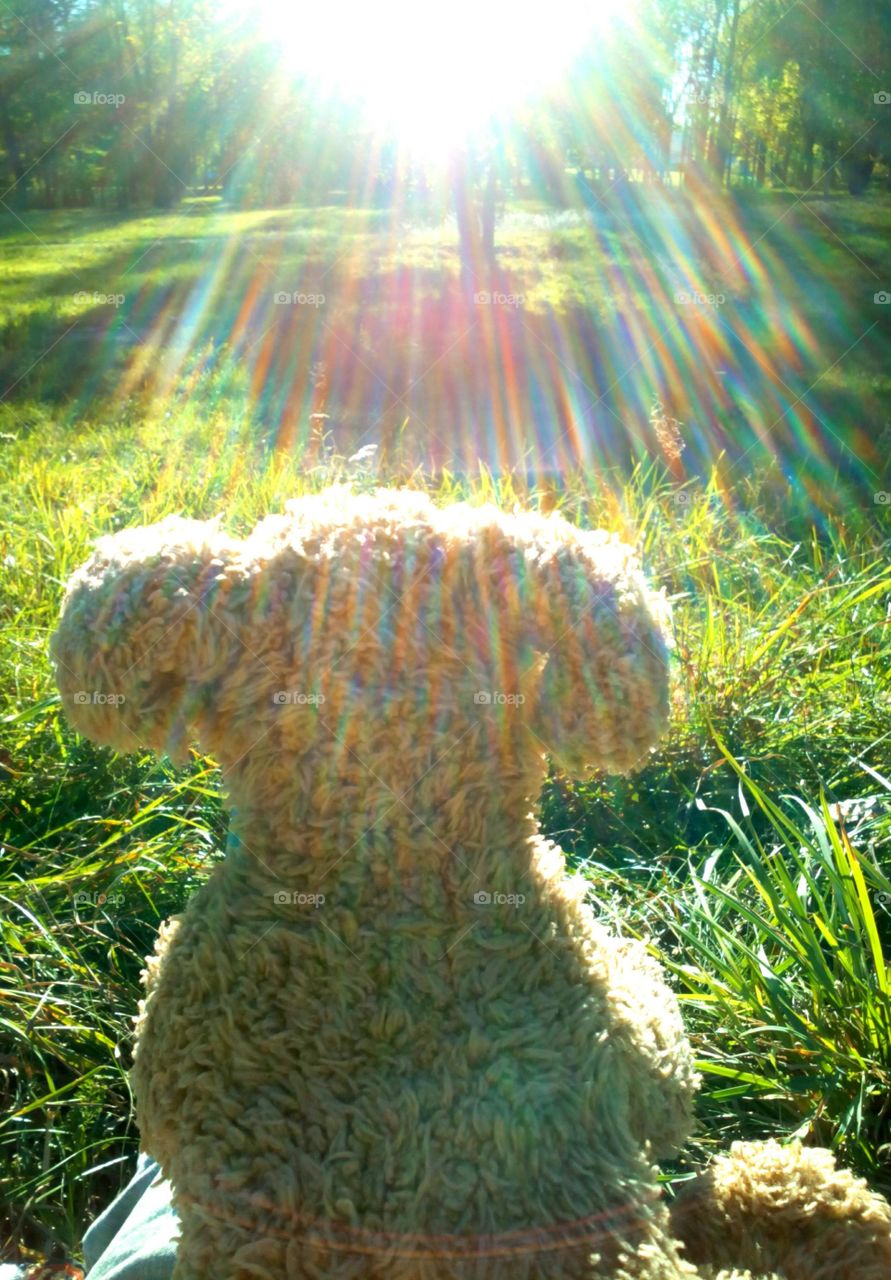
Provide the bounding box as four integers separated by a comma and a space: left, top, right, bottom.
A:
652, 748, 891, 1175
2, 400, 890, 1259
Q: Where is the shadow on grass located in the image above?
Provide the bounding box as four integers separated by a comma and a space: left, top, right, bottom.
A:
1, 196, 889, 496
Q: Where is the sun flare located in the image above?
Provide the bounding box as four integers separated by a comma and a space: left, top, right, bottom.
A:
253, 0, 630, 155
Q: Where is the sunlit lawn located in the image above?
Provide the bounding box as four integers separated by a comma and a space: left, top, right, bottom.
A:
2, 188, 889, 487
2, 188, 891, 1262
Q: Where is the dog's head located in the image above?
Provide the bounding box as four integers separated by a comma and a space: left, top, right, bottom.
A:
52, 488, 671, 815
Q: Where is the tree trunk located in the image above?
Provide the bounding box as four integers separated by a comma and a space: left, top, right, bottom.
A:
822, 146, 834, 196
713, 0, 741, 185
480, 162, 497, 264
450, 145, 497, 282
450, 149, 478, 279
0, 99, 28, 205
801, 129, 815, 189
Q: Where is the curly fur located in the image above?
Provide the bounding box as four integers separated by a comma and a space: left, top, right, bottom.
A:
671, 1139, 891, 1279
51, 488, 891, 1280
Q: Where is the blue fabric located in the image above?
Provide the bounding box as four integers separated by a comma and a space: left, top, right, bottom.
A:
83, 1155, 178, 1279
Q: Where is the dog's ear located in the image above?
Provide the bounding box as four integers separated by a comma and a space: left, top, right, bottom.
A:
51, 517, 242, 763
512, 514, 671, 776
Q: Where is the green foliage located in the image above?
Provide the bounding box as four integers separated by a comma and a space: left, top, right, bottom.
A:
2, 0, 890, 215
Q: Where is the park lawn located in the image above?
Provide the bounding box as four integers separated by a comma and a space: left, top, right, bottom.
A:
1, 188, 890, 479
1, 191, 891, 1262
